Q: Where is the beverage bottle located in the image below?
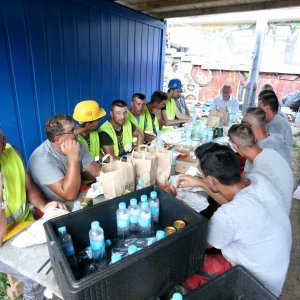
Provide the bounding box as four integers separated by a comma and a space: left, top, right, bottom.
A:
148, 191, 159, 224
128, 198, 140, 235
138, 202, 151, 237
139, 194, 148, 207
170, 149, 178, 176
89, 221, 106, 261
136, 178, 145, 190
124, 237, 154, 248
116, 202, 130, 239
72, 200, 81, 212
155, 133, 164, 148
57, 226, 78, 274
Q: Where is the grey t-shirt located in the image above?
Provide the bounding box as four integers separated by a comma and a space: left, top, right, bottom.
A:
244, 133, 291, 171
266, 113, 292, 149
28, 140, 93, 202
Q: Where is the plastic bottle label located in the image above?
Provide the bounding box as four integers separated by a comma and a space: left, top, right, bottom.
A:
90, 240, 105, 251
117, 218, 130, 228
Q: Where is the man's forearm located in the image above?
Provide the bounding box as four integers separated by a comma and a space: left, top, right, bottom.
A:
61, 158, 81, 199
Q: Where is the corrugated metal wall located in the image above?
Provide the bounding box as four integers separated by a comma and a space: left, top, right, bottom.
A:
0, 0, 166, 162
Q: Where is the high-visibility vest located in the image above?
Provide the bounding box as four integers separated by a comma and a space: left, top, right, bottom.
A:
100, 120, 133, 156
144, 106, 159, 135
162, 98, 177, 132
1, 144, 33, 228
77, 131, 100, 160
126, 110, 146, 132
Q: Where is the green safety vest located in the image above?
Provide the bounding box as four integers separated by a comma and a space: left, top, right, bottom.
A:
100, 120, 133, 156
77, 131, 100, 160
1, 144, 33, 228
127, 110, 145, 131
162, 98, 177, 132
144, 106, 159, 135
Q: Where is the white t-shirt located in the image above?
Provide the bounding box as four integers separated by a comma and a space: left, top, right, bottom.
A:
266, 113, 292, 149
212, 95, 239, 111
208, 173, 291, 297
244, 133, 291, 172
250, 148, 293, 214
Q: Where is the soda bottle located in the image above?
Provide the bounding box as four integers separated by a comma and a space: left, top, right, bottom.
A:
57, 226, 78, 275
116, 202, 130, 239
149, 191, 159, 224
138, 202, 151, 237
89, 221, 106, 261
128, 198, 140, 236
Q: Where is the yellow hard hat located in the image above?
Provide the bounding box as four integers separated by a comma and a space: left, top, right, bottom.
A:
73, 100, 106, 122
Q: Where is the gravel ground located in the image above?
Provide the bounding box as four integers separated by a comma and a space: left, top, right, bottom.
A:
280, 125, 300, 299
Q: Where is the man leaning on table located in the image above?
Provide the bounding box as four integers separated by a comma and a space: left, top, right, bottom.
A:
212, 84, 239, 112
0, 127, 66, 299
28, 114, 102, 202
177, 143, 291, 297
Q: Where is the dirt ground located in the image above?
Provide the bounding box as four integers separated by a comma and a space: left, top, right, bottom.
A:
280, 125, 300, 300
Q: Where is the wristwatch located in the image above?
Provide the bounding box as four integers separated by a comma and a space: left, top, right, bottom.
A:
0, 200, 7, 210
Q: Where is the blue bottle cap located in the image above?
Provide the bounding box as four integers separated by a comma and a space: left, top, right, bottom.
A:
150, 191, 157, 198
119, 202, 126, 209
105, 239, 112, 247
171, 292, 183, 300
58, 226, 66, 235
111, 252, 122, 263
156, 230, 166, 240
91, 221, 100, 230
128, 245, 138, 255
140, 195, 147, 202
130, 198, 138, 206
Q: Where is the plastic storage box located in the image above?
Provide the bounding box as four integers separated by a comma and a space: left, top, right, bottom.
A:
44, 185, 208, 300
185, 265, 278, 299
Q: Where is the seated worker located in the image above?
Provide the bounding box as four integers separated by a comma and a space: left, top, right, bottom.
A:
126, 93, 154, 143
258, 91, 292, 149
72, 100, 106, 161
0, 128, 66, 298
177, 143, 291, 297
144, 90, 168, 137
211, 84, 239, 112
28, 114, 102, 202
99, 100, 144, 156
242, 107, 291, 172
162, 78, 191, 131
228, 123, 293, 214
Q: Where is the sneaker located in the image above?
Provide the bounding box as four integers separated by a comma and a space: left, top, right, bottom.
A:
293, 185, 300, 200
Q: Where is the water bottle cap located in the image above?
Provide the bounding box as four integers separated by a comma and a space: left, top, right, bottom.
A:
141, 201, 149, 209
130, 198, 137, 206
171, 292, 183, 300
128, 245, 138, 255
105, 239, 112, 247
140, 195, 147, 202
91, 221, 100, 230
119, 202, 126, 209
138, 178, 144, 185
156, 230, 166, 240
150, 191, 157, 198
58, 226, 66, 235
111, 252, 122, 263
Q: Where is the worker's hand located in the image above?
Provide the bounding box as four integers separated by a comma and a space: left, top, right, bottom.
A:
40, 201, 68, 213
60, 140, 80, 160
176, 175, 203, 188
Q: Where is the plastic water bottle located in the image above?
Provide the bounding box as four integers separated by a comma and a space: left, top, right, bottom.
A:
155, 133, 164, 148
116, 202, 130, 239
57, 226, 78, 273
138, 202, 151, 237
170, 149, 178, 176
128, 198, 140, 235
139, 194, 148, 207
136, 178, 145, 190
89, 221, 105, 261
72, 200, 81, 212
149, 191, 159, 224
124, 237, 154, 248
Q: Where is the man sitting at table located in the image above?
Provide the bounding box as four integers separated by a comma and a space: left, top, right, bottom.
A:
0, 127, 66, 299
28, 114, 102, 202
212, 84, 239, 112
177, 143, 291, 297
99, 100, 144, 157
242, 107, 291, 172
228, 123, 293, 214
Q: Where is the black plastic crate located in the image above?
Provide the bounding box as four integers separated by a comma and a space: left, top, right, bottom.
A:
185, 265, 278, 300
44, 185, 208, 300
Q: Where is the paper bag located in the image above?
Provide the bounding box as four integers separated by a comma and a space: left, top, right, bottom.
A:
99, 154, 135, 199
149, 146, 172, 185
129, 145, 157, 186
207, 108, 229, 127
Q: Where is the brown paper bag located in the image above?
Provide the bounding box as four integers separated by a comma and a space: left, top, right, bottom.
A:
129, 145, 157, 186
149, 146, 172, 185
99, 154, 135, 199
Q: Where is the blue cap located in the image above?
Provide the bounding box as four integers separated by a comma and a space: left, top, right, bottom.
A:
91, 221, 100, 230
168, 78, 182, 89
128, 245, 138, 255
171, 293, 183, 300
130, 198, 138, 206
111, 252, 122, 264
119, 202, 126, 209
105, 239, 112, 247
140, 195, 148, 202
156, 230, 166, 240
150, 191, 157, 198
58, 226, 66, 235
